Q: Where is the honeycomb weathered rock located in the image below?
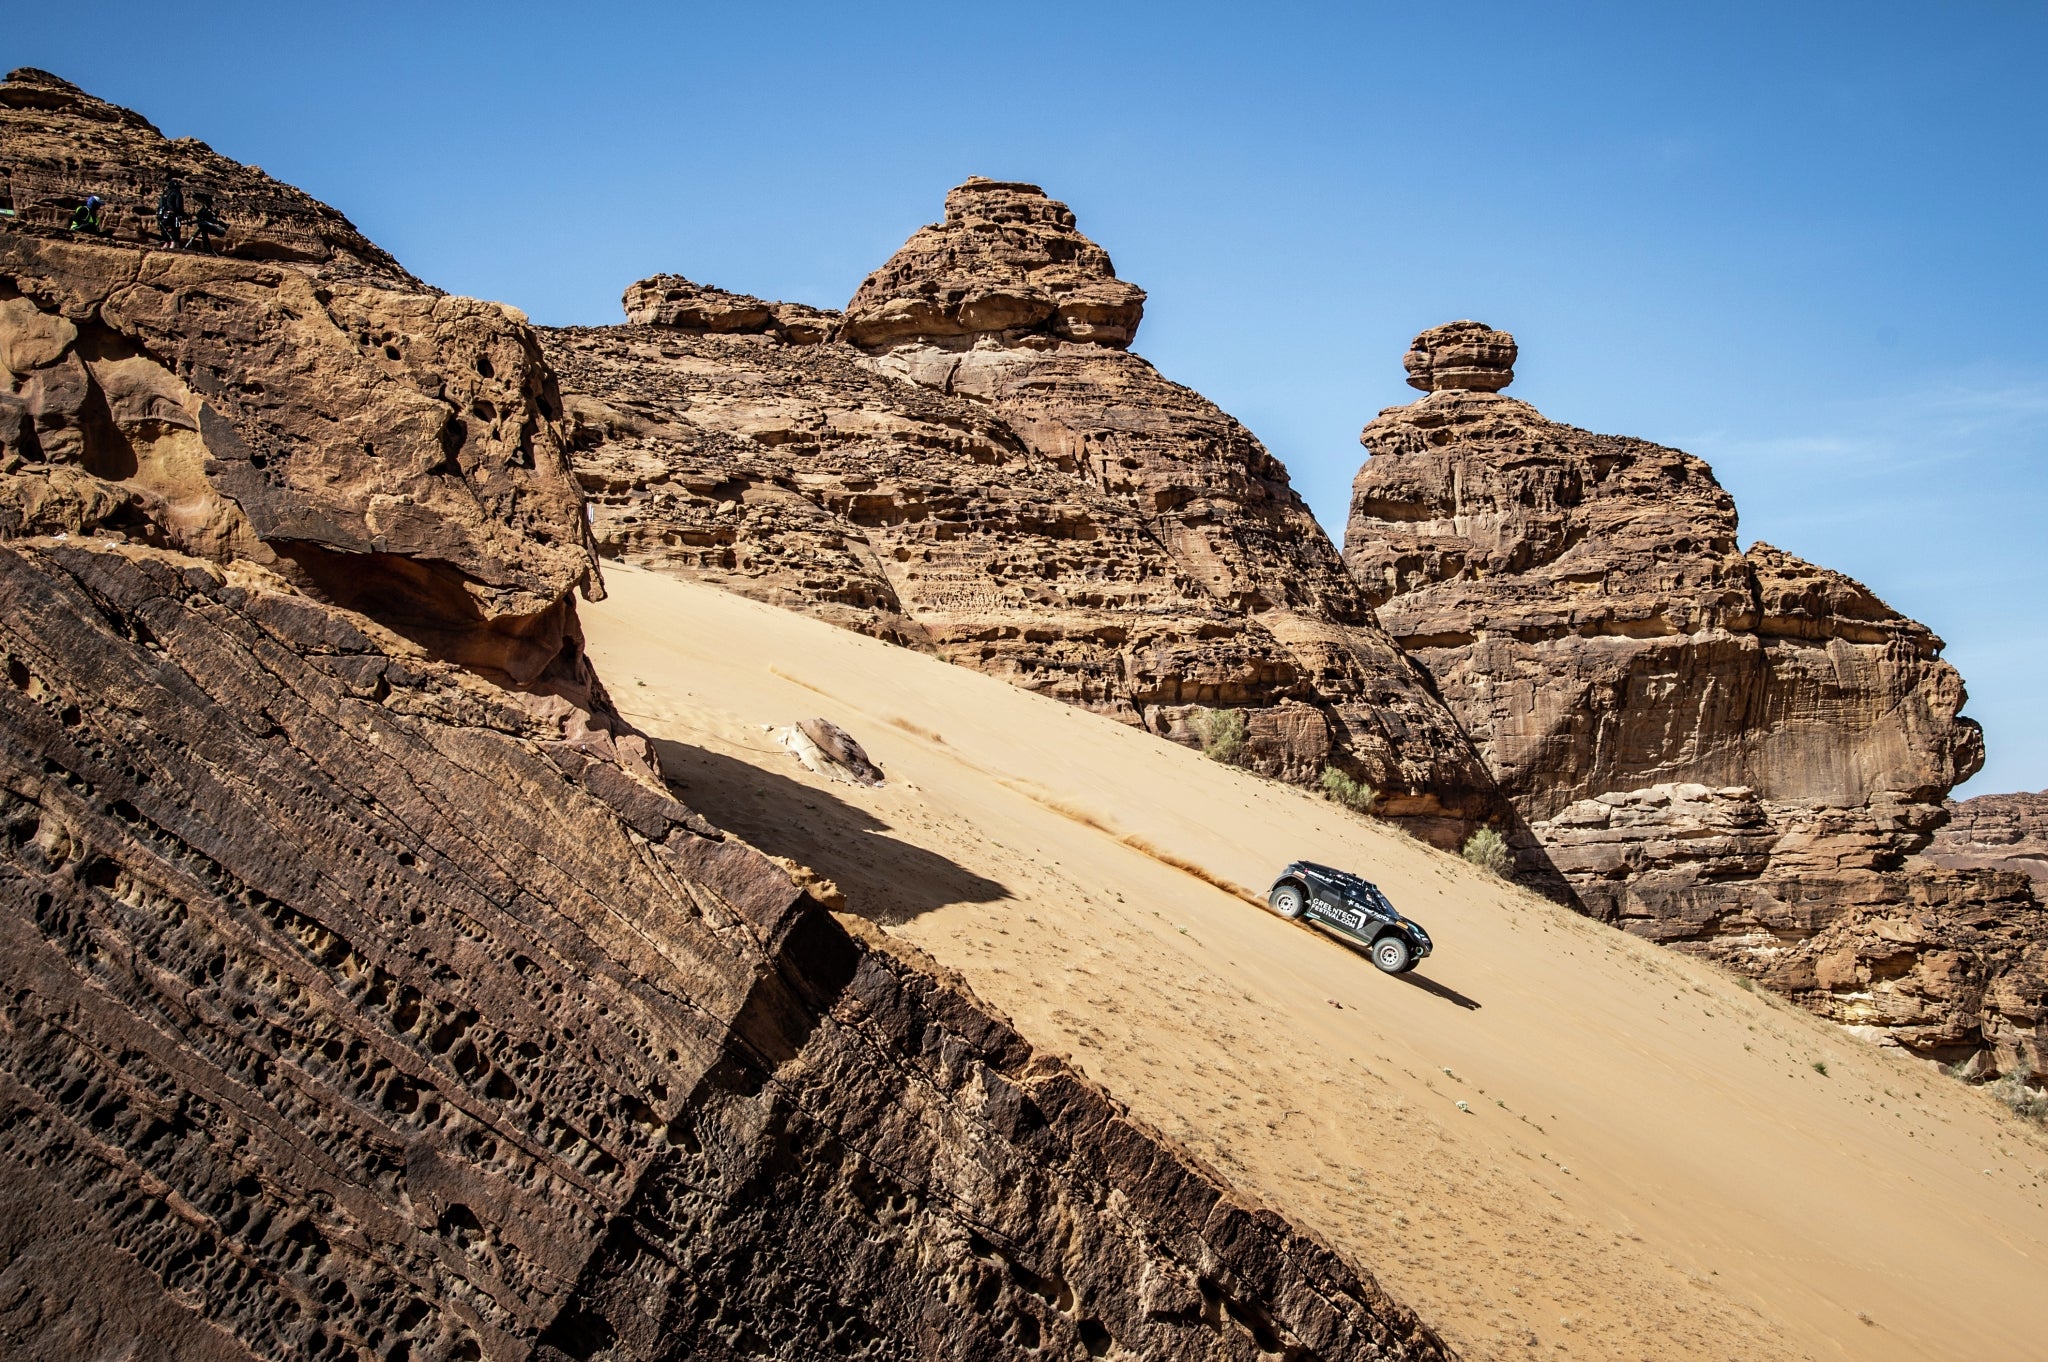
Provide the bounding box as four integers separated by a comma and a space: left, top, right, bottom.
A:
1345, 324, 2044, 1078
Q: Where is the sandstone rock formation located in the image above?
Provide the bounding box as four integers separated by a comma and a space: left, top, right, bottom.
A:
0, 71, 1455, 1360
1928, 789, 2048, 893
552, 182, 1499, 841
1, 68, 416, 284
1345, 323, 2045, 1077
1401, 321, 1514, 394
623, 273, 838, 344
0, 542, 1450, 1362
2, 64, 598, 683
841, 177, 1145, 349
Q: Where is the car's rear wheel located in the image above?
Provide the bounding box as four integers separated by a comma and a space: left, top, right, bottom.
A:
1270, 883, 1306, 920
1372, 936, 1411, 974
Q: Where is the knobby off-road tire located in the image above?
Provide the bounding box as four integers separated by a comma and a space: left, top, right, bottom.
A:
1372, 936, 1411, 974
1270, 884, 1306, 920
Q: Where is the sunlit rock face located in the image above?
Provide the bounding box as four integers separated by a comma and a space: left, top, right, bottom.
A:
0, 71, 1462, 1361
550, 181, 1504, 842
842, 176, 1146, 349
1929, 789, 2048, 896
1346, 324, 2044, 1080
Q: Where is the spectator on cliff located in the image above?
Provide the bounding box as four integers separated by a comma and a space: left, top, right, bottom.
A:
186, 192, 226, 254
66, 194, 105, 235
155, 175, 183, 247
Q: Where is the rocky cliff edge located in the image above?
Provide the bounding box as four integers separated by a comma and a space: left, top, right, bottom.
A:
0, 71, 1455, 1361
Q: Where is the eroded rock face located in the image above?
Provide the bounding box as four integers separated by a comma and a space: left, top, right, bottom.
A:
549, 184, 1500, 838
1928, 790, 2048, 894
1345, 324, 2042, 1077
0, 543, 1450, 1362
2, 63, 602, 682
1402, 321, 1515, 394
622, 273, 839, 344
842, 177, 1146, 349
0, 68, 415, 284
0, 75, 1456, 1359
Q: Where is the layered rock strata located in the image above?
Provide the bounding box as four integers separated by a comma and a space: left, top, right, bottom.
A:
0, 72, 1454, 1360
553, 181, 1497, 839
1928, 789, 2048, 894
1344, 324, 2045, 1077
0, 542, 1450, 1362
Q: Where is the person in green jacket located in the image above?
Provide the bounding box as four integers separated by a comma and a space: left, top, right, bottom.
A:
67, 194, 105, 234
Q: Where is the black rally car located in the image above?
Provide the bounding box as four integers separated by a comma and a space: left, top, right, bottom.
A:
1267, 861, 1432, 974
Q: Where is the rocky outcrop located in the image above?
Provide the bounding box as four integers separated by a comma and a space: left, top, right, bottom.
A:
0, 237, 598, 679
1401, 321, 1514, 394
553, 182, 1499, 840
0, 542, 1449, 1362
1928, 790, 2048, 893
0, 72, 1455, 1360
3, 63, 599, 682
0, 68, 415, 284
622, 273, 839, 344
841, 177, 1145, 349
1345, 324, 2044, 1078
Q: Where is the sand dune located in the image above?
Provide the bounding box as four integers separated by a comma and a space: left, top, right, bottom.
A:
583, 564, 2048, 1362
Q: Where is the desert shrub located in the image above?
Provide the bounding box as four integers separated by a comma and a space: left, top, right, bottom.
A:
1461, 827, 1513, 878
1990, 1066, 2048, 1123
1319, 766, 1377, 813
1190, 707, 1247, 766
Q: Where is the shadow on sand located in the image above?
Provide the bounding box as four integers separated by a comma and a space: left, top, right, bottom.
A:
1395, 969, 1482, 1010
650, 737, 1012, 926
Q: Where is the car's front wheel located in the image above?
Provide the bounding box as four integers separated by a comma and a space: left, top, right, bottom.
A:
1371, 935, 1411, 974
1270, 883, 1306, 920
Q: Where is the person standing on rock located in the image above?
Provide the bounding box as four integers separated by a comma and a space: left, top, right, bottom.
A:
186, 191, 226, 254
155, 174, 183, 247
66, 194, 104, 234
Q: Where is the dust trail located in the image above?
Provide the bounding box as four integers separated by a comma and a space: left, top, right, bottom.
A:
883, 715, 947, 745
1001, 780, 1269, 909
766, 664, 837, 700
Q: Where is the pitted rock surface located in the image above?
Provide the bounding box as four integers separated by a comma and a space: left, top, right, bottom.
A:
0, 75, 1459, 1360
550, 190, 1500, 838
0, 68, 416, 284
1928, 790, 2048, 894
1345, 326, 2043, 1078
0, 542, 1451, 1362
842, 178, 1146, 349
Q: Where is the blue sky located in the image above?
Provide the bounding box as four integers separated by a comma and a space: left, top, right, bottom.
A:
15, 2, 2046, 793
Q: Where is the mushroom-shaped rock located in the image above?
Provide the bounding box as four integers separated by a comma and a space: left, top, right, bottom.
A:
1403, 321, 1517, 392
842, 178, 1146, 349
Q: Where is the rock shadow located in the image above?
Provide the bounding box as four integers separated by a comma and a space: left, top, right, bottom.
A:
649, 737, 1012, 926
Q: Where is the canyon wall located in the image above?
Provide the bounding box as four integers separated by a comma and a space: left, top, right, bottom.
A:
1345, 322, 2045, 1079
0, 70, 1453, 1361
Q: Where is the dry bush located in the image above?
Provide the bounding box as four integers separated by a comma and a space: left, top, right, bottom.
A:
1190, 707, 1247, 766
1461, 827, 1513, 878
1319, 766, 1377, 813
1990, 1066, 2048, 1123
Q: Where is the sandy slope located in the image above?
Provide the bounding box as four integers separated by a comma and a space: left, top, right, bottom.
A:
583, 564, 2048, 1362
